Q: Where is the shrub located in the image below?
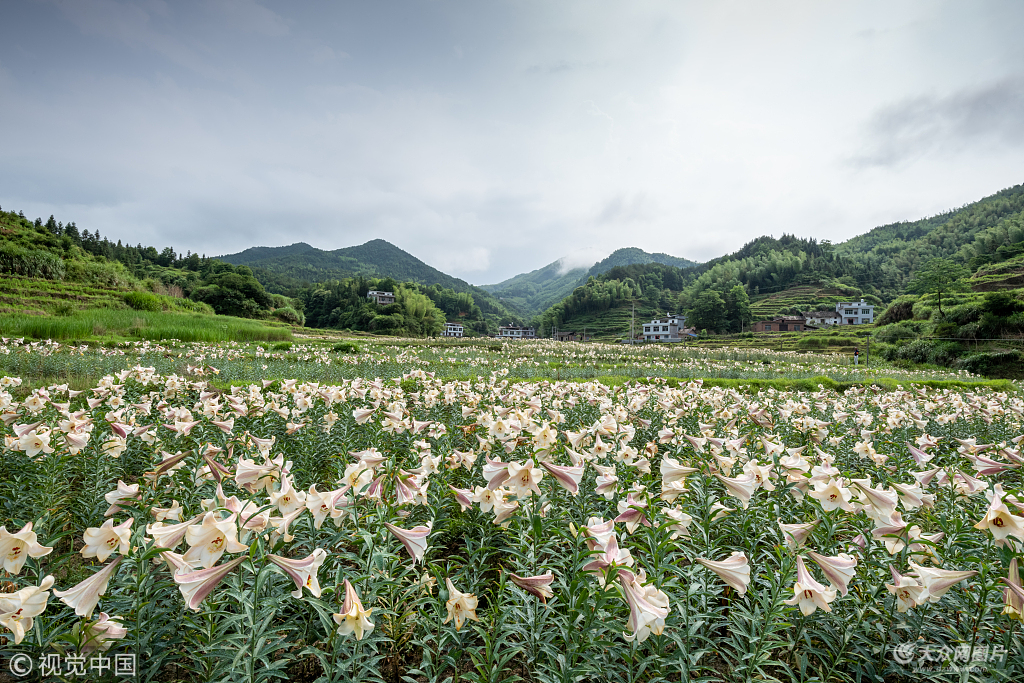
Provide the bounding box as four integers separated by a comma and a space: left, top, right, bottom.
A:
872, 320, 923, 344
875, 299, 915, 326
0, 243, 66, 279
169, 298, 214, 314
943, 303, 982, 326
272, 341, 293, 351
332, 341, 360, 354
272, 307, 304, 326
65, 259, 136, 289
981, 291, 1024, 317
953, 350, 1024, 379
52, 302, 76, 317
796, 336, 827, 349
124, 291, 163, 312
887, 339, 965, 366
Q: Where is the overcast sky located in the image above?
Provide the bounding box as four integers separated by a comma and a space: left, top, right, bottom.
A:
2, 1, 1023, 285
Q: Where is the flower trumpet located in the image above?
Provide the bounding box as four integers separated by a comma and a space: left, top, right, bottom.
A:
696, 552, 750, 595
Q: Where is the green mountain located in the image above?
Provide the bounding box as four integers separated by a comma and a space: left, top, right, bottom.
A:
222, 239, 465, 290
587, 247, 699, 275
0, 208, 294, 341
479, 261, 590, 317
218, 239, 523, 328
482, 247, 700, 316
535, 182, 1024, 344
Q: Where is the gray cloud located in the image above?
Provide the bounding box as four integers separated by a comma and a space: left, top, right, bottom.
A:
2, 1, 1024, 285
851, 77, 1024, 168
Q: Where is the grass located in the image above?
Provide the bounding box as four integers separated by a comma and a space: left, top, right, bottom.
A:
0, 309, 292, 342
0, 274, 127, 314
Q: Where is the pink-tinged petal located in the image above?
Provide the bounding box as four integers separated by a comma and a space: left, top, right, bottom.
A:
540, 461, 583, 495
696, 553, 750, 595
1002, 576, 1024, 604
906, 443, 933, 466
449, 485, 474, 511
53, 557, 123, 618
483, 457, 511, 490
267, 549, 327, 598
508, 572, 555, 601
806, 550, 858, 596
174, 556, 247, 611
383, 522, 432, 563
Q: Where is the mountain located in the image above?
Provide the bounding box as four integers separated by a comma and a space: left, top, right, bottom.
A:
218, 239, 523, 325
587, 247, 699, 275
479, 261, 590, 317
534, 182, 1024, 339
221, 239, 468, 291
482, 247, 700, 316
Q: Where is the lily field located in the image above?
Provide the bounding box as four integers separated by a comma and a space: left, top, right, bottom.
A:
0, 336, 1023, 682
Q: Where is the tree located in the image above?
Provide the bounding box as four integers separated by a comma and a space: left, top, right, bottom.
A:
687, 289, 727, 333
905, 258, 970, 317
725, 284, 752, 332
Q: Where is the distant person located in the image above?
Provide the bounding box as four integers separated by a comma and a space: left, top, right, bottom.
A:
853, 347, 859, 366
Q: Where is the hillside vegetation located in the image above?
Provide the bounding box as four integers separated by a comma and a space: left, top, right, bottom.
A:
0, 208, 294, 341
483, 247, 700, 316
297, 276, 470, 337
219, 239, 522, 331
534, 183, 1024, 378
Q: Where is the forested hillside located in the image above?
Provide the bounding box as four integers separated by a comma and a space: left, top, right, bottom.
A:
479, 261, 590, 317
0, 208, 299, 322
587, 247, 699, 275
220, 239, 521, 331
834, 183, 1024, 295
297, 274, 500, 336
298, 277, 449, 337
483, 247, 700, 317
535, 182, 1024, 342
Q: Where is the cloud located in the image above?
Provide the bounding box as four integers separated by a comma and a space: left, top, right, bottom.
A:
525, 60, 604, 75
311, 45, 347, 64
49, 0, 231, 81
557, 247, 605, 274
430, 246, 491, 275
595, 193, 652, 225
850, 77, 1024, 168
4, 1, 1024, 286
209, 0, 289, 37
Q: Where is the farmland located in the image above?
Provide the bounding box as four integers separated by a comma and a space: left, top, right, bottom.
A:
0, 337, 1022, 682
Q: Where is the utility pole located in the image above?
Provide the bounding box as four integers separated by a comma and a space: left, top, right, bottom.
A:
866, 338, 870, 367
631, 303, 635, 344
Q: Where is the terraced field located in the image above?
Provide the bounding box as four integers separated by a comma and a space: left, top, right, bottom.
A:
0, 275, 127, 315
748, 283, 861, 319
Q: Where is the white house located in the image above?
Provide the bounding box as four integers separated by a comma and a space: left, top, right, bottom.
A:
836, 300, 875, 325
498, 324, 536, 339
803, 310, 841, 327
367, 290, 396, 305
442, 322, 464, 337
642, 314, 687, 342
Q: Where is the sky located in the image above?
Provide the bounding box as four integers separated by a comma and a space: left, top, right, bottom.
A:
2, 1, 1023, 286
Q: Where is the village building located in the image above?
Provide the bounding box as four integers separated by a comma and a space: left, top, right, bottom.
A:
753, 315, 807, 332
442, 322, 464, 337
802, 310, 841, 326
366, 290, 396, 305
552, 330, 577, 342
498, 324, 536, 339
836, 300, 875, 325
642, 314, 688, 342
